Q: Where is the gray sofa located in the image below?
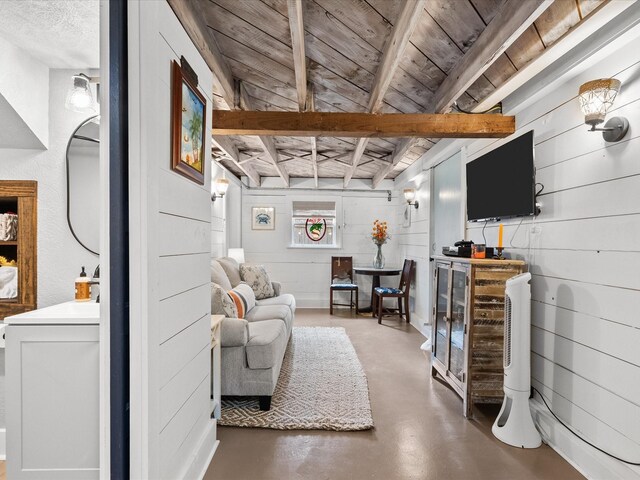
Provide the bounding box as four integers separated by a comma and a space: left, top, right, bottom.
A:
212, 257, 295, 410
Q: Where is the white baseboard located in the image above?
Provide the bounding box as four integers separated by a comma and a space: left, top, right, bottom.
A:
409, 313, 430, 338
0, 427, 5, 460
530, 400, 640, 480
296, 298, 327, 309
181, 421, 218, 480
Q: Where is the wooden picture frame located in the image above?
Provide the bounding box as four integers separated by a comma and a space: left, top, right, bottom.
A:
171, 60, 206, 185
252, 207, 275, 230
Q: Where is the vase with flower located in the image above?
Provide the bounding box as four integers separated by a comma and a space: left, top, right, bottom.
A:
371, 219, 390, 269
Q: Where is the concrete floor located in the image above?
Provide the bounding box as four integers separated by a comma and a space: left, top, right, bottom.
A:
204, 308, 583, 480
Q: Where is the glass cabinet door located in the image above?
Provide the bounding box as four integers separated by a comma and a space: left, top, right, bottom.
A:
434, 265, 449, 365
449, 269, 467, 382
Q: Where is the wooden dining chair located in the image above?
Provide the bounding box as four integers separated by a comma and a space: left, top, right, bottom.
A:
330, 256, 359, 314
373, 259, 415, 324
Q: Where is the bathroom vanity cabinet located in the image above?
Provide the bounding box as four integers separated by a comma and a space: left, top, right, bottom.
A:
5, 302, 99, 480
0, 180, 37, 320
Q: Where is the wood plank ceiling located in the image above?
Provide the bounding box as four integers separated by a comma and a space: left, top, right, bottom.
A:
196, 0, 605, 186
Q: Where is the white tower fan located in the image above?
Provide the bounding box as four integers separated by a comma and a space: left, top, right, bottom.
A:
492, 272, 542, 448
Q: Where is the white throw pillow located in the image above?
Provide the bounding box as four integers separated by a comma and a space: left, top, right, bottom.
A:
227, 283, 256, 318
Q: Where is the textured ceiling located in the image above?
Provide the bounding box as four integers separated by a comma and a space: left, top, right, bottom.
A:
0, 0, 99, 68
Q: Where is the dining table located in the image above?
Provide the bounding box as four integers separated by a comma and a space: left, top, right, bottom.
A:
353, 265, 402, 313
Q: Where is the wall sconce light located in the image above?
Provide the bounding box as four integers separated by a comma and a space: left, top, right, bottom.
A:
211, 178, 229, 202
65, 74, 99, 114
403, 188, 419, 209
578, 78, 629, 142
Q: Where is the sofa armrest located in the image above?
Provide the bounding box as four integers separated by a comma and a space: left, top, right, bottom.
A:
271, 281, 282, 296
220, 318, 249, 347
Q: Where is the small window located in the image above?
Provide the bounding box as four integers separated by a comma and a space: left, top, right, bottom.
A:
291, 201, 337, 247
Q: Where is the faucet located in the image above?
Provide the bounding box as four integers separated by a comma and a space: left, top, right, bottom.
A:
91, 264, 100, 303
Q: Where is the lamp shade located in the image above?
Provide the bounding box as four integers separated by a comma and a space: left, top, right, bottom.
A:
403, 188, 416, 203
214, 177, 230, 196
227, 248, 245, 264
65, 74, 97, 114
578, 78, 621, 126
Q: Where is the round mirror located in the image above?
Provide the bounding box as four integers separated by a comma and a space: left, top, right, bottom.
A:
66, 115, 100, 255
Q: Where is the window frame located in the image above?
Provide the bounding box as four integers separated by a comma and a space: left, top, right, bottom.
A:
288, 197, 342, 249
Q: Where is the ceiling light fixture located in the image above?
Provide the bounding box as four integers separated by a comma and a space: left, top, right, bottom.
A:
578, 78, 629, 142
211, 177, 229, 202
403, 188, 419, 209
65, 73, 99, 114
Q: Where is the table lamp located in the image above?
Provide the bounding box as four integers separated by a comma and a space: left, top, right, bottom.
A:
227, 248, 245, 264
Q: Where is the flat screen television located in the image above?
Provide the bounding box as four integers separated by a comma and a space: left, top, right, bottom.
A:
466, 130, 536, 222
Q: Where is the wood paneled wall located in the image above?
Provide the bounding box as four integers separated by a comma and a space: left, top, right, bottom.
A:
210, 162, 227, 258
463, 37, 640, 473
393, 170, 431, 334
129, 3, 216, 478
241, 178, 401, 308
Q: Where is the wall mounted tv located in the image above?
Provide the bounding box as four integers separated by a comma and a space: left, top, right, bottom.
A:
466, 130, 536, 222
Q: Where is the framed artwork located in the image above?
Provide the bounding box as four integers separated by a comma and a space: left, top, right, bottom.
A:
402, 204, 412, 227
252, 207, 275, 230
171, 59, 206, 185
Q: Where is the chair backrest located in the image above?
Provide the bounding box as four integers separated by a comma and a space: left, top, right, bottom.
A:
398, 259, 416, 291
331, 256, 353, 283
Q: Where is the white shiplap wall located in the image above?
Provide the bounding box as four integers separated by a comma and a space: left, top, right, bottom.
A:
241, 178, 401, 308
210, 162, 227, 259
128, 2, 216, 479
389, 21, 640, 478
393, 170, 431, 334
462, 37, 640, 478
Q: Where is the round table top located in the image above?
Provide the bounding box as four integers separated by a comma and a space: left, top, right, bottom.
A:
353, 266, 402, 275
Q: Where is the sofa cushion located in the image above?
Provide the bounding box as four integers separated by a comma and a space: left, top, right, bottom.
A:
211, 282, 238, 318
227, 283, 256, 319
245, 304, 293, 333
245, 304, 290, 322
211, 260, 232, 291
239, 264, 275, 300
255, 293, 296, 312
217, 256, 242, 287
245, 319, 288, 369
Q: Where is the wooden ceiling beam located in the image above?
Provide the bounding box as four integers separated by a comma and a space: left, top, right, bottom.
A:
287, 0, 307, 110
169, 0, 289, 186
211, 110, 515, 138
316, 152, 352, 164
371, 138, 415, 188
238, 83, 290, 186
167, 0, 234, 108
238, 153, 264, 165
370, 0, 551, 188
433, 0, 552, 114
287, 0, 319, 187
212, 136, 261, 186
344, 0, 427, 187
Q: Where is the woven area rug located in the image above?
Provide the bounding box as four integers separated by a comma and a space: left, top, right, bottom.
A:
219, 326, 374, 431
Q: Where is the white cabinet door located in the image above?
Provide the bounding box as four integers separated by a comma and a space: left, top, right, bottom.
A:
6, 325, 99, 479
